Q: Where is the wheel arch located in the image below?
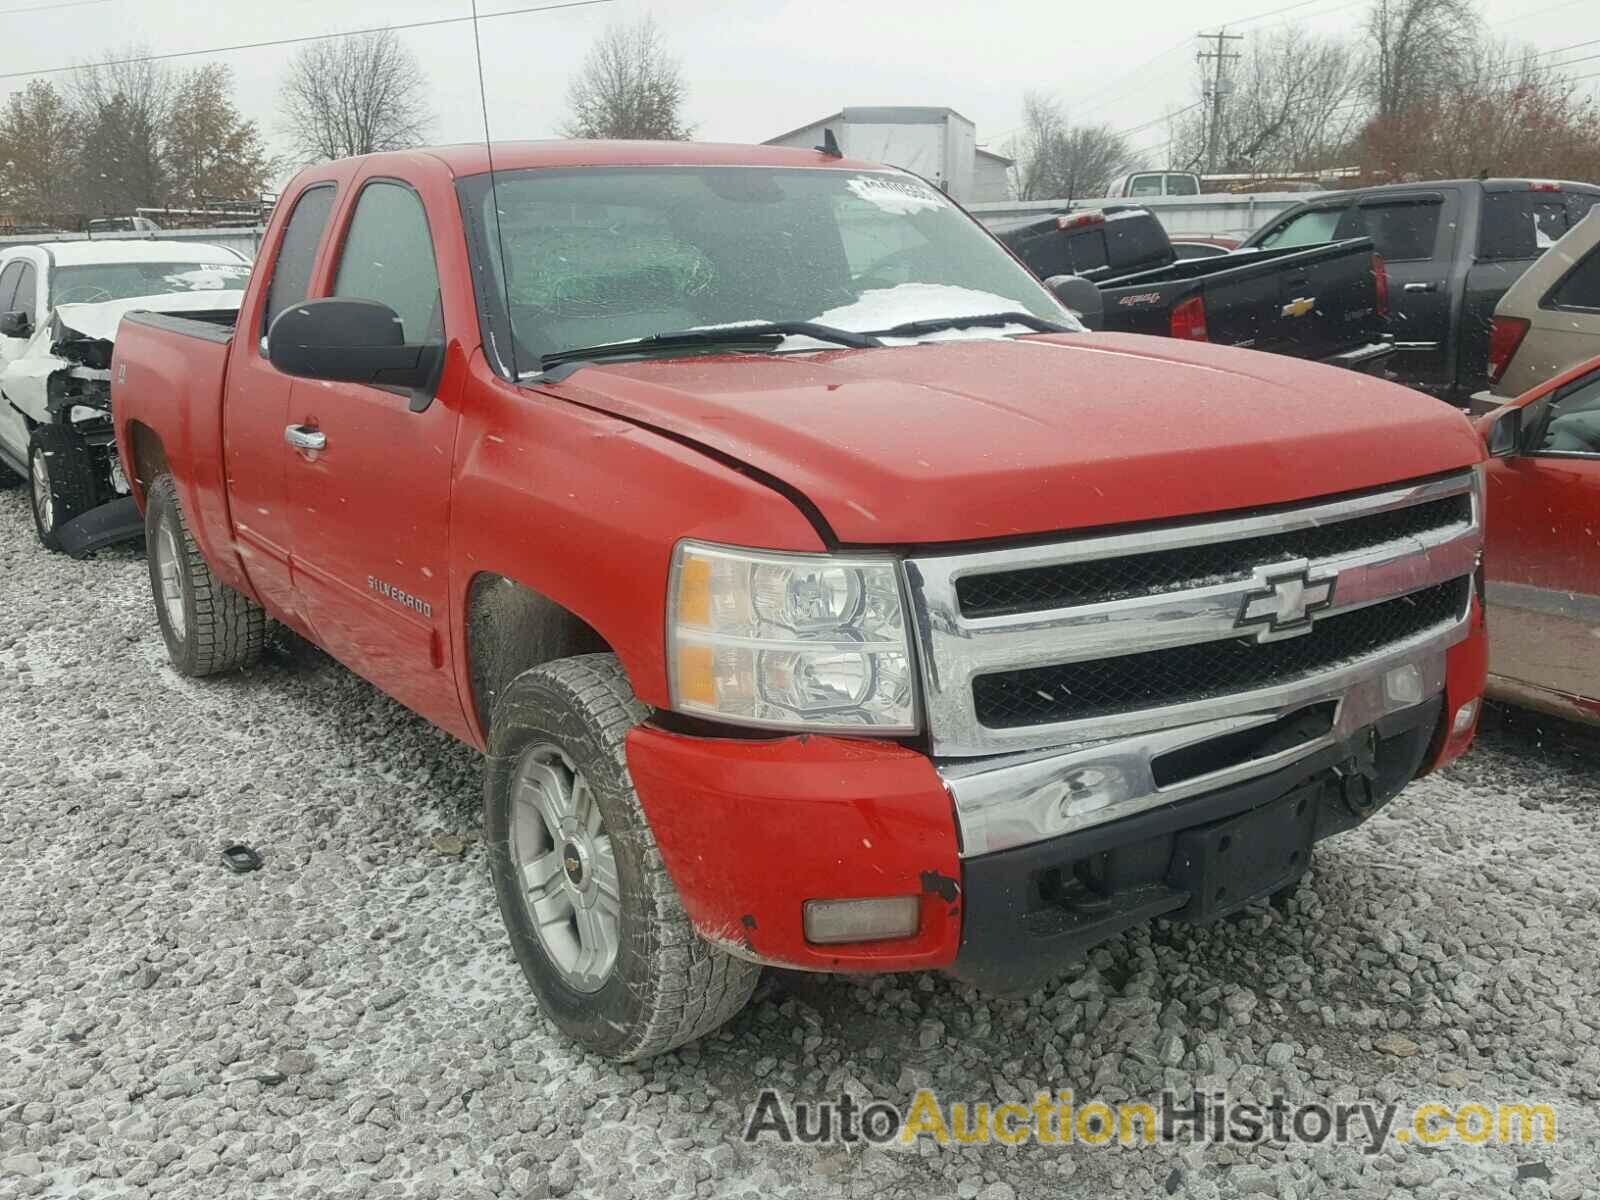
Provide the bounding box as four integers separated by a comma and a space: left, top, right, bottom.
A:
124, 420, 170, 507
463, 572, 613, 741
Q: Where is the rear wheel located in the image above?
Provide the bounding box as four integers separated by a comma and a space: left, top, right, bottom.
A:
29, 425, 99, 552
144, 475, 266, 676
484, 654, 760, 1060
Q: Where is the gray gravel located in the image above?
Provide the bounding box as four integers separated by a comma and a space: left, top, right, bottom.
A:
2, 483, 1599, 1200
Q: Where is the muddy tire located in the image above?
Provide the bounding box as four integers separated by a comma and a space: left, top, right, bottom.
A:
484, 654, 759, 1061
145, 474, 266, 677
29, 425, 99, 552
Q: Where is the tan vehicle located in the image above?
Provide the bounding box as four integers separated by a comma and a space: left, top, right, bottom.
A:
1475, 206, 1600, 412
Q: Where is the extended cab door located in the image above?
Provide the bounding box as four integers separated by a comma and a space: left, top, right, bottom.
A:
224, 180, 342, 622
1342, 190, 1455, 392
1484, 368, 1600, 718
284, 173, 468, 735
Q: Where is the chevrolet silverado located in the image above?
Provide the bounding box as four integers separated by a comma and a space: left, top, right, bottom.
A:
112, 142, 1489, 1060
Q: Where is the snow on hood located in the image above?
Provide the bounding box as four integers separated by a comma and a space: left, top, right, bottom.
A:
51, 290, 244, 343
814, 283, 1081, 338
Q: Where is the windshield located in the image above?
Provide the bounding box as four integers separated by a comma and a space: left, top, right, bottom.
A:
459, 166, 1072, 370
52, 261, 250, 305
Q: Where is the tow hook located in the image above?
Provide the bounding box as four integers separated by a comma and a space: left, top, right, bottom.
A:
1334, 728, 1381, 815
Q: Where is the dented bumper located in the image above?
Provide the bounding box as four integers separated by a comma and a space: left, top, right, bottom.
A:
626, 726, 964, 972
627, 599, 1486, 983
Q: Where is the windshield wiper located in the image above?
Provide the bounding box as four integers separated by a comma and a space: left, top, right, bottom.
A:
538, 321, 882, 373
866, 311, 1075, 338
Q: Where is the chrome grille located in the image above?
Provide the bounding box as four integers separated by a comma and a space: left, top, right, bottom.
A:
972, 578, 1469, 727
903, 471, 1483, 757
955, 494, 1472, 617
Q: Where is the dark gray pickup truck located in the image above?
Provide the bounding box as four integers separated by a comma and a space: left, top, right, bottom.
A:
1239, 179, 1600, 402
986, 207, 1392, 372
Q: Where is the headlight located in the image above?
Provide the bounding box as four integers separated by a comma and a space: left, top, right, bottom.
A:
667, 541, 918, 732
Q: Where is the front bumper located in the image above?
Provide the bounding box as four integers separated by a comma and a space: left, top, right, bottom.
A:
952, 694, 1438, 992
625, 598, 1486, 983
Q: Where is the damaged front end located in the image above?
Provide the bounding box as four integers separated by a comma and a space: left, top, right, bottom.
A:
2, 309, 139, 554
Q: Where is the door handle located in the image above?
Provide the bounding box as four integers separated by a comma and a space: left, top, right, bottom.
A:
1403, 282, 1438, 293
284, 424, 326, 452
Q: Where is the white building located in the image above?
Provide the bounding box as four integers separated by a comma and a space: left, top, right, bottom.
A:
763, 107, 1013, 204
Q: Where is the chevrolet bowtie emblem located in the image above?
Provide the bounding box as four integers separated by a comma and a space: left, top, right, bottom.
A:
1236, 565, 1337, 641
1281, 296, 1317, 318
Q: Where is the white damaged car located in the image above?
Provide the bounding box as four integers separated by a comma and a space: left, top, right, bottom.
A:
0, 241, 250, 553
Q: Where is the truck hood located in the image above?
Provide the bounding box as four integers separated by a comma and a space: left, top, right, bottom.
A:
544, 332, 1483, 545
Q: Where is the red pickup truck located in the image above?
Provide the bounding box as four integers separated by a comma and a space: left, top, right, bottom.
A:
113, 141, 1488, 1061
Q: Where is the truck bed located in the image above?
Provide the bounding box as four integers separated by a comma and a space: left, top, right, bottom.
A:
1096, 238, 1389, 366
112, 310, 244, 591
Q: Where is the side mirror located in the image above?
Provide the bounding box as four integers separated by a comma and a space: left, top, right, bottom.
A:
1044, 275, 1103, 331
267, 298, 440, 407
1483, 405, 1522, 458
0, 310, 32, 338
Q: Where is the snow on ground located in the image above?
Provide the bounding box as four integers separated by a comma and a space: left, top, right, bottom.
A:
1, 484, 1599, 1200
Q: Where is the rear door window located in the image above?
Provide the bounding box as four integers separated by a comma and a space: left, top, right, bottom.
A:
1545, 246, 1600, 312
1351, 199, 1442, 261
1258, 207, 1346, 249
1479, 193, 1573, 261
261, 183, 337, 343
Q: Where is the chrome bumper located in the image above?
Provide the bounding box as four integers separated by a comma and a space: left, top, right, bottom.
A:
937, 643, 1455, 857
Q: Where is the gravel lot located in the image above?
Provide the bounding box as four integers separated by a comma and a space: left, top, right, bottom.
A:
2, 483, 1599, 1200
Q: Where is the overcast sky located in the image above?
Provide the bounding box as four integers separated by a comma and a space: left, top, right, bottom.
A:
5, 0, 1600, 184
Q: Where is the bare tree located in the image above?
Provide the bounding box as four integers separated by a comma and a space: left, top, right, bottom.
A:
1172, 28, 1368, 176
278, 30, 432, 162
563, 17, 692, 140
1009, 92, 1134, 201
1367, 0, 1481, 123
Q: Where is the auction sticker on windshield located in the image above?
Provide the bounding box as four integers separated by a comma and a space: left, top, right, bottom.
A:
847, 175, 944, 215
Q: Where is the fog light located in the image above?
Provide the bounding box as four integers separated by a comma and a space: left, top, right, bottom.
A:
1384, 663, 1425, 708
1451, 698, 1480, 736
803, 897, 920, 945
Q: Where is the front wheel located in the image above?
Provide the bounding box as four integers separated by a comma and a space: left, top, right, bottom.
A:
29, 425, 99, 551
484, 654, 759, 1061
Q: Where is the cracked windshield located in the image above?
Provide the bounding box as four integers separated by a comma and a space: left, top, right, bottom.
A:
2, 0, 1599, 1198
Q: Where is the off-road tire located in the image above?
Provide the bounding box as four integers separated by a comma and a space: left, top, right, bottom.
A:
29, 424, 99, 551
145, 474, 266, 676
484, 654, 760, 1061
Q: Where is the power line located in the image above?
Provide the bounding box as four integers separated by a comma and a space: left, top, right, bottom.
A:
1114, 100, 1206, 139
0, 0, 616, 82
0, 0, 108, 13
1491, 0, 1589, 28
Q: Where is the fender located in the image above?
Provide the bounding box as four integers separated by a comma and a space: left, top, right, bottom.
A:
447, 353, 826, 746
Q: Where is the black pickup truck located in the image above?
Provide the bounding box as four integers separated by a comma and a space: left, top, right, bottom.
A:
985, 206, 1392, 371
1239, 178, 1600, 402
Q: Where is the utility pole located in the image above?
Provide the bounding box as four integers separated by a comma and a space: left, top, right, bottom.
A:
1197, 28, 1244, 174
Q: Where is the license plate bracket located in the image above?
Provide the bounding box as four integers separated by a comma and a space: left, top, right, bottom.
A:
1166, 783, 1319, 921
